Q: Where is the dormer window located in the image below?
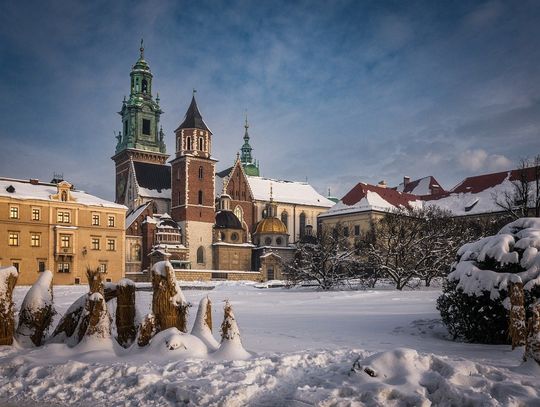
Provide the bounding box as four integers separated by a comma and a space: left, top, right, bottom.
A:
61, 191, 68, 202
6, 185, 15, 193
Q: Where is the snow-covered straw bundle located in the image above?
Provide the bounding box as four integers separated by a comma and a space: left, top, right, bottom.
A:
213, 300, 250, 359
79, 293, 111, 340
191, 296, 219, 351
0, 266, 18, 345
438, 218, 540, 344
525, 301, 540, 363
16, 270, 56, 346
86, 267, 104, 295
151, 261, 189, 333
137, 313, 157, 347
116, 278, 136, 347
509, 282, 526, 349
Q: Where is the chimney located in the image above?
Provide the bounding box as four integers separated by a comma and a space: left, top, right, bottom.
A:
29, 178, 39, 185
431, 185, 441, 195
377, 180, 387, 188
403, 176, 410, 186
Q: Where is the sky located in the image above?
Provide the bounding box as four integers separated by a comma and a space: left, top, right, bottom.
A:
0, 0, 539, 201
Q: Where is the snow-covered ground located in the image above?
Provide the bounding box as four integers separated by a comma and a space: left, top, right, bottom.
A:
1, 282, 540, 406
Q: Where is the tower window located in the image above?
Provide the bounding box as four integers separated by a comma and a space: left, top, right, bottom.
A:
142, 119, 151, 135
198, 137, 204, 151
281, 211, 288, 229
124, 120, 128, 137
197, 246, 205, 264
186, 136, 193, 150
299, 212, 306, 238
198, 190, 203, 205
198, 166, 203, 179
142, 79, 148, 93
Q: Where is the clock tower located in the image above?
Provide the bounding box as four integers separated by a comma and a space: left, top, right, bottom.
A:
112, 40, 169, 206
171, 94, 217, 269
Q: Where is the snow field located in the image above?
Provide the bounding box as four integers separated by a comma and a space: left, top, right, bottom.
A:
1, 283, 539, 406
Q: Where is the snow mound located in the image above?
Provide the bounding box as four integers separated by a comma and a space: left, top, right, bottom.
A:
146, 328, 208, 358
191, 296, 219, 351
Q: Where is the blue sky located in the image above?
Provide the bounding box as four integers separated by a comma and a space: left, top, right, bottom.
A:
1, 0, 539, 200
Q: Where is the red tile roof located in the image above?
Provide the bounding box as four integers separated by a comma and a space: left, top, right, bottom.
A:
342, 182, 418, 208
451, 166, 540, 194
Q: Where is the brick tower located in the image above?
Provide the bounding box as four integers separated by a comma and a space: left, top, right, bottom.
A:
171, 94, 217, 269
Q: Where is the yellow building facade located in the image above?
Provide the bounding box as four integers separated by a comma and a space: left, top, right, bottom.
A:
0, 178, 127, 285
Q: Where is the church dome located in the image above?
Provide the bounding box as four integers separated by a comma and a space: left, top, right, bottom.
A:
255, 217, 287, 235
215, 210, 243, 230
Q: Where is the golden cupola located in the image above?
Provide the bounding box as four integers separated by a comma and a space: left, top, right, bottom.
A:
255, 217, 288, 235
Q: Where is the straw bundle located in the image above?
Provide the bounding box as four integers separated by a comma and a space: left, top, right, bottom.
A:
525, 301, 540, 363
137, 313, 157, 347
86, 267, 104, 295
509, 282, 526, 349
0, 266, 18, 346
116, 279, 136, 347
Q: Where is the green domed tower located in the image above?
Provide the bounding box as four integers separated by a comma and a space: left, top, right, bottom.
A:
239, 115, 260, 176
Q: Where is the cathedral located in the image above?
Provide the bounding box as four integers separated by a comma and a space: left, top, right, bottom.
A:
114, 43, 333, 281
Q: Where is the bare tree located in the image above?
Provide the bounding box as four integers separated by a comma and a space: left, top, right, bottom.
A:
493, 155, 540, 219
285, 223, 360, 290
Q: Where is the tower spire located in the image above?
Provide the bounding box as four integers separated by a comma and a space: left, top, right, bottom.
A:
140, 38, 144, 59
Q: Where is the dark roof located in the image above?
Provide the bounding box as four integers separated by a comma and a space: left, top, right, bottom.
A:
342, 183, 418, 208
133, 161, 171, 191
395, 176, 445, 196
450, 167, 540, 194
215, 210, 243, 229
216, 166, 233, 178
175, 96, 211, 133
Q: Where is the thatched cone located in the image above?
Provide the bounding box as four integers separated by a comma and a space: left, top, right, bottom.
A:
51, 294, 86, 343
151, 261, 189, 333
525, 301, 540, 363
86, 267, 104, 296
191, 296, 219, 351
116, 279, 137, 347
137, 313, 157, 347
220, 300, 241, 343
16, 270, 56, 346
0, 266, 19, 346
78, 293, 111, 341
509, 281, 526, 349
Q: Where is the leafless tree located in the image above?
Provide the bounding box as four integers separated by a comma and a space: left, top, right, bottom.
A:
493, 155, 540, 219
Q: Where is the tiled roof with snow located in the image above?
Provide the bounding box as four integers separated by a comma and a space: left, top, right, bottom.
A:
133, 161, 171, 199
0, 178, 126, 209
319, 183, 422, 217
126, 201, 152, 228
246, 176, 334, 207
395, 176, 444, 196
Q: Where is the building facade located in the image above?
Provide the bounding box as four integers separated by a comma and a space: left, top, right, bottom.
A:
0, 178, 126, 285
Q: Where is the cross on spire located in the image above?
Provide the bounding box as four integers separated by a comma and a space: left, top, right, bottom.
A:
140, 38, 144, 59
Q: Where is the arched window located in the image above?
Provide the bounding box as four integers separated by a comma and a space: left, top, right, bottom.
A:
281, 211, 288, 230
234, 205, 243, 223
198, 137, 204, 151
198, 190, 203, 205
299, 212, 306, 238
142, 79, 148, 93
198, 166, 203, 179
133, 244, 141, 261
197, 246, 204, 264
186, 136, 193, 150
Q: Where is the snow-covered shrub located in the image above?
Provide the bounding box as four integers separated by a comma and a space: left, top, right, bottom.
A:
116, 278, 136, 347
0, 266, 18, 346
16, 270, 55, 346
437, 218, 540, 344
151, 261, 189, 333
213, 300, 250, 360
525, 301, 540, 363
191, 296, 218, 351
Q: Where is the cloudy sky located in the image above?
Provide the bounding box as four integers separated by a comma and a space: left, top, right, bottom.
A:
1, 0, 539, 201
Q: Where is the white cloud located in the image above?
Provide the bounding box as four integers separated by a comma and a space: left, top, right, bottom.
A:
458, 149, 512, 173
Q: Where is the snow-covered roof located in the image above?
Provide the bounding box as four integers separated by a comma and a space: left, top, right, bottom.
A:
320, 182, 422, 218
126, 201, 152, 228
395, 176, 444, 196
0, 178, 126, 210
246, 176, 334, 207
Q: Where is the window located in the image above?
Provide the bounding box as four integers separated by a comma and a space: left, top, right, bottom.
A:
354, 225, 360, 236
234, 205, 243, 223
299, 212, 306, 238
8, 232, 19, 246
32, 208, 41, 221
74, 277, 81, 284
343, 227, 349, 237
265, 237, 272, 246
198, 190, 203, 205
58, 263, 70, 273
61, 191, 68, 202
98, 263, 107, 273
267, 266, 274, 280
198, 137, 204, 151
38, 261, 46, 273
186, 136, 193, 150
124, 120, 128, 138
197, 246, 205, 264
91, 238, 100, 250
57, 210, 70, 223
231, 232, 239, 242
9, 206, 19, 219
276, 237, 283, 246
31, 233, 41, 247
12, 262, 19, 272
198, 166, 203, 179
142, 79, 148, 93
92, 213, 100, 226
108, 215, 115, 227
281, 211, 288, 229
142, 119, 151, 135
60, 234, 71, 248
107, 239, 116, 251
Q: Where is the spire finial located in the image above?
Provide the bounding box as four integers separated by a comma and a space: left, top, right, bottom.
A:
270, 183, 273, 202
192, 88, 197, 97
140, 38, 144, 59
244, 109, 249, 129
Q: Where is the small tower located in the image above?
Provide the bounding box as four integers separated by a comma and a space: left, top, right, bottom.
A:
170, 92, 217, 269
239, 114, 260, 176
112, 40, 168, 205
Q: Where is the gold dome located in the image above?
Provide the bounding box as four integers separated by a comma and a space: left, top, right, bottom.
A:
255, 217, 288, 235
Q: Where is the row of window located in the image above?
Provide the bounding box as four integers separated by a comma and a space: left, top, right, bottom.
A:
8, 206, 116, 226
7, 232, 116, 250
9, 260, 108, 275
341, 225, 361, 237
176, 166, 205, 180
